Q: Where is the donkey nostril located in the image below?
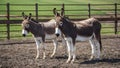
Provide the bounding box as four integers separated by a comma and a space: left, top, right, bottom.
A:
55, 34, 60, 37
22, 34, 26, 37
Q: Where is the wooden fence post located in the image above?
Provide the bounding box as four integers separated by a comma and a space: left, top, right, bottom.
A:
114, 3, 118, 34
35, 3, 38, 21
6, 3, 10, 40
88, 3, 91, 18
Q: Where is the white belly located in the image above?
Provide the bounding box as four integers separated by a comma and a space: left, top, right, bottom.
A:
76, 35, 93, 41
45, 34, 56, 39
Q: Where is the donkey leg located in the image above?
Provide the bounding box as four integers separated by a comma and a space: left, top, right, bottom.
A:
36, 44, 40, 59
69, 39, 76, 63
89, 39, 96, 60
62, 38, 66, 46
66, 44, 72, 63
51, 39, 58, 58
41, 42, 46, 59
95, 40, 101, 60
61, 38, 67, 55
65, 37, 72, 63
71, 46, 76, 63
34, 38, 41, 60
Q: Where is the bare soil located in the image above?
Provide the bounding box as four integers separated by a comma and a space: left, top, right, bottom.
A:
0, 37, 120, 68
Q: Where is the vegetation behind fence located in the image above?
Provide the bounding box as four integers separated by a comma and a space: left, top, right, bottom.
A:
0, 3, 120, 40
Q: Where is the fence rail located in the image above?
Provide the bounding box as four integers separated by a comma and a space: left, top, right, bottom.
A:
0, 3, 120, 40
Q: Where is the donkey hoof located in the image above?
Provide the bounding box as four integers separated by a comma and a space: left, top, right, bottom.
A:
42, 56, 46, 59
89, 56, 94, 61
89, 58, 94, 61
35, 58, 38, 61
50, 54, 54, 58
70, 61, 74, 64
42, 57, 45, 59
35, 57, 39, 60
66, 60, 70, 63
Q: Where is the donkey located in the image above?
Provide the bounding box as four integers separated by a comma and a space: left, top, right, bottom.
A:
53, 8, 102, 63
21, 12, 65, 60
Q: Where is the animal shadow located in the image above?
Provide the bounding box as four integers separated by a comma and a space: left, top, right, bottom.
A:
80, 58, 120, 64
54, 55, 68, 59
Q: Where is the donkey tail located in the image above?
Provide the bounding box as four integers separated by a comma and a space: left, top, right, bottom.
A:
93, 20, 102, 51
94, 31, 102, 51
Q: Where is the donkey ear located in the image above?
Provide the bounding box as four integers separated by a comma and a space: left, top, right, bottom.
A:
22, 12, 28, 20
53, 8, 57, 15
53, 8, 60, 16
27, 13, 32, 20
22, 12, 25, 18
29, 13, 32, 17
61, 8, 64, 17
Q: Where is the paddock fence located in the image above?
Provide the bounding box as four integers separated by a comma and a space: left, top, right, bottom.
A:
0, 3, 120, 40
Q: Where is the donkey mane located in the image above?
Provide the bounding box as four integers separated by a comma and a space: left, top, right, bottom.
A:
62, 17, 76, 27
31, 18, 39, 23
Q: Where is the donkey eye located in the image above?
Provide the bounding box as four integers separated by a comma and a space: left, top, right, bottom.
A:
25, 24, 29, 28
59, 22, 63, 26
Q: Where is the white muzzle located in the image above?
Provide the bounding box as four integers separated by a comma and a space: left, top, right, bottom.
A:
55, 27, 61, 37
22, 29, 28, 37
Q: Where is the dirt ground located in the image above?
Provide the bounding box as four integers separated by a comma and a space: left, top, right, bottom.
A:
0, 37, 120, 68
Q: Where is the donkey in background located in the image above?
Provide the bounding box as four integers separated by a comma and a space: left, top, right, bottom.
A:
53, 8, 102, 63
21, 12, 65, 60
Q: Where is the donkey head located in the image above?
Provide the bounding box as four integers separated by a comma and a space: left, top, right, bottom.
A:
53, 8, 64, 37
53, 8, 73, 37
21, 12, 32, 37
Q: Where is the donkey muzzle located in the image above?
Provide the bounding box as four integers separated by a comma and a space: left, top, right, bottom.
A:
55, 33, 60, 37
22, 29, 28, 37
22, 34, 26, 37
55, 28, 61, 37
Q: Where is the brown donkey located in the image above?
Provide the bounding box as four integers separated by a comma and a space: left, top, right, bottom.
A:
21, 12, 65, 60
53, 8, 102, 63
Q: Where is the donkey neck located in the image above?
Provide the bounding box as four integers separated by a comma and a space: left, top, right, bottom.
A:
28, 21, 44, 37
60, 20, 77, 38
